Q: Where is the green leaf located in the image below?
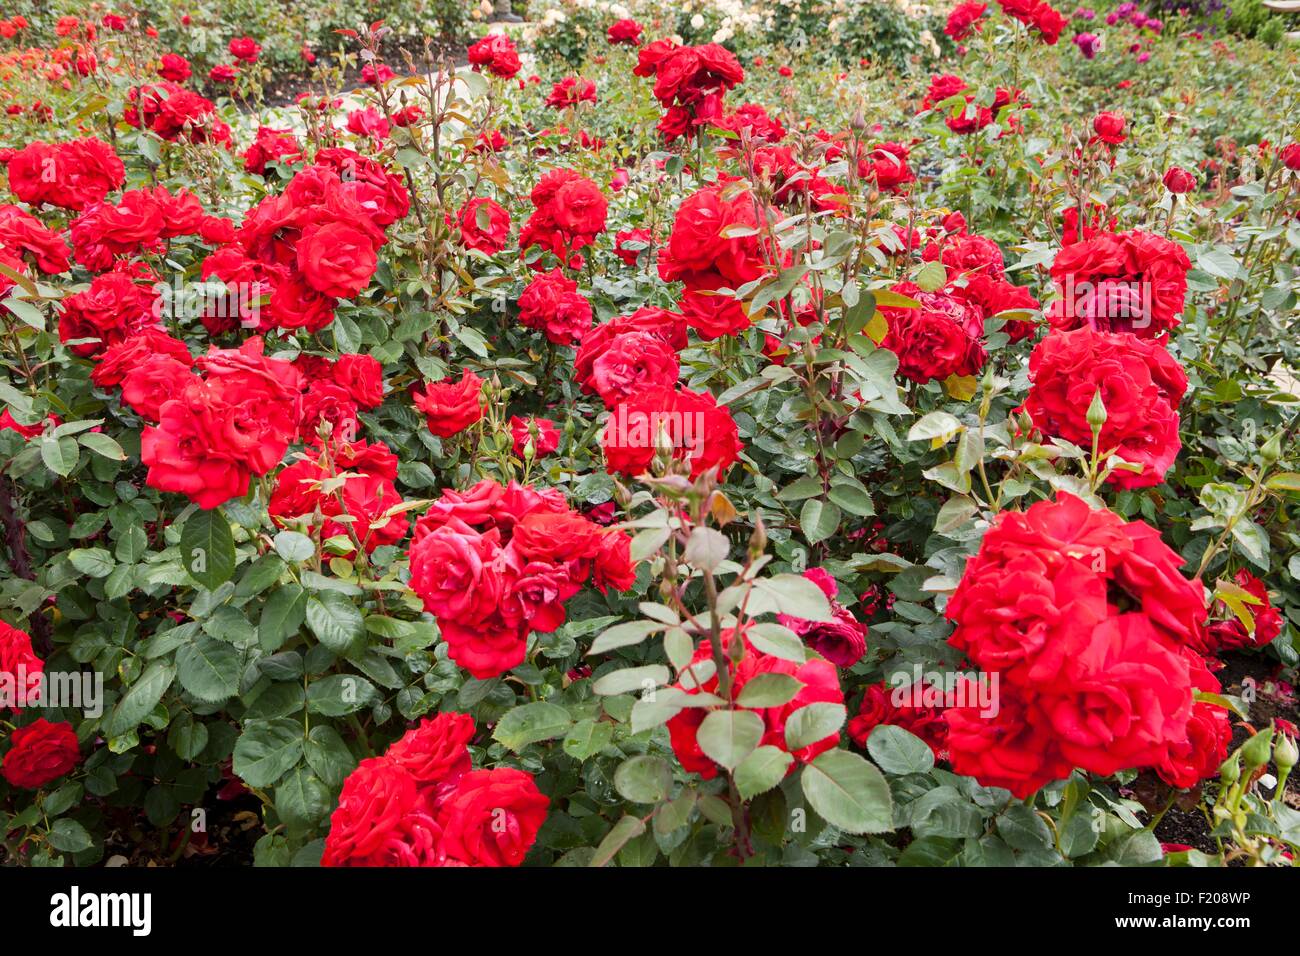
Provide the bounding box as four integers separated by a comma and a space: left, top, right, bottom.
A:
68, 548, 114, 578
175, 635, 242, 703
493, 702, 572, 751
749, 574, 833, 622
799, 498, 841, 544
260, 584, 307, 652
800, 749, 894, 834
591, 665, 669, 696
273, 530, 316, 562
735, 745, 793, 799
47, 818, 93, 853
563, 718, 614, 760
275, 768, 331, 828
784, 702, 845, 751
306, 675, 377, 715
736, 672, 804, 708
696, 709, 764, 771
588, 620, 663, 655
589, 815, 647, 867
233, 718, 304, 788
305, 725, 355, 787
40, 436, 78, 476
613, 755, 673, 804
180, 508, 236, 591
103, 661, 174, 738
866, 724, 935, 775
745, 622, 806, 663
305, 592, 365, 654
79, 431, 126, 460
683, 526, 729, 571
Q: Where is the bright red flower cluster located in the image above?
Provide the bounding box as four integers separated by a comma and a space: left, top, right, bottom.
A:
519, 168, 608, 267
323, 712, 549, 866
139, 337, 302, 509
518, 268, 593, 344
204, 150, 408, 334
467, 33, 521, 79
4, 137, 125, 210
2, 717, 80, 789
996, 0, 1068, 44
777, 568, 867, 667
601, 384, 743, 480
943, 493, 1215, 797
1048, 229, 1191, 338
636, 40, 745, 142
407, 480, 636, 678
1026, 326, 1187, 488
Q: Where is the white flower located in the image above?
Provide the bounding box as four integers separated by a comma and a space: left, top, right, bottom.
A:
690, 14, 705, 28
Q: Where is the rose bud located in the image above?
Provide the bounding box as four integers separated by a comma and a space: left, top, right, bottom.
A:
1162, 166, 1195, 194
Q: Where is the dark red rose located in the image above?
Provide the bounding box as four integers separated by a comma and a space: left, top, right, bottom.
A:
2, 718, 79, 789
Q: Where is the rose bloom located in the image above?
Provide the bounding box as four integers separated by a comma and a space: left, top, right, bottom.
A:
509, 416, 561, 457
607, 18, 643, 45
1203, 569, 1284, 653
458, 197, 511, 255
120, 355, 198, 421
945, 2, 988, 40
575, 307, 687, 392
5, 137, 125, 211
434, 768, 549, 867
228, 36, 261, 62
601, 385, 742, 479
0, 621, 44, 710
157, 52, 191, 82
2, 718, 80, 789
466, 33, 521, 79
1092, 111, 1127, 145
1048, 229, 1191, 337
386, 712, 476, 787
332, 353, 385, 409
545, 76, 598, 109
613, 228, 653, 267
58, 268, 160, 358
1156, 700, 1232, 789
1282, 143, 1300, 172
1163, 166, 1196, 193
92, 328, 192, 389
1026, 326, 1187, 488
517, 269, 593, 344
209, 64, 238, 83
321, 757, 446, 867
588, 330, 680, 407
879, 281, 987, 384
412, 369, 484, 438
848, 682, 949, 757
295, 220, 380, 299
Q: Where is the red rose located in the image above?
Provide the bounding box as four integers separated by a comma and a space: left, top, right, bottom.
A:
589, 330, 681, 407
385, 712, 475, 787
412, 369, 484, 438
1281, 143, 1300, 172
550, 177, 607, 239
243, 126, 301, 175
848, 682, 949, 757
2, 718, 79, 789
509, 416, 561, 457
575, 307, 687, 391
321, 757, 444, 867
158, 52, 191, 81
332, 354, 385, 409
1156, 701, 1232, 789
517, 269, 593, 344
1092, 111, 1127, 145
5, 138, 124, 211
296, 220, 379, 299
59, 268, 160, 358
607, 19, 643, 45
945, 2, 988, 40
299, 380, 360, 443
409, 525, 510, 628
602, 385, 742, 479
466, 34, 521, 79
434, 768, 549, 866
120, 355, 199, 421
0, 204, 71, 274
458, 197, 511, 255
1163, 166, 1196, 193
879, 281, 986, 384
545, 76, 598, 109
1026, 327, 1186, 488
1203, 569, 1283, 653
228, 36, 261, 62
1048, 229, 1190, 337
945, 684, 1075, 798
0, 621, 44, 711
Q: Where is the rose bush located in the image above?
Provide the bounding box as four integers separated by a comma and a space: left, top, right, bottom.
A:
0, 3, 1297, 869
